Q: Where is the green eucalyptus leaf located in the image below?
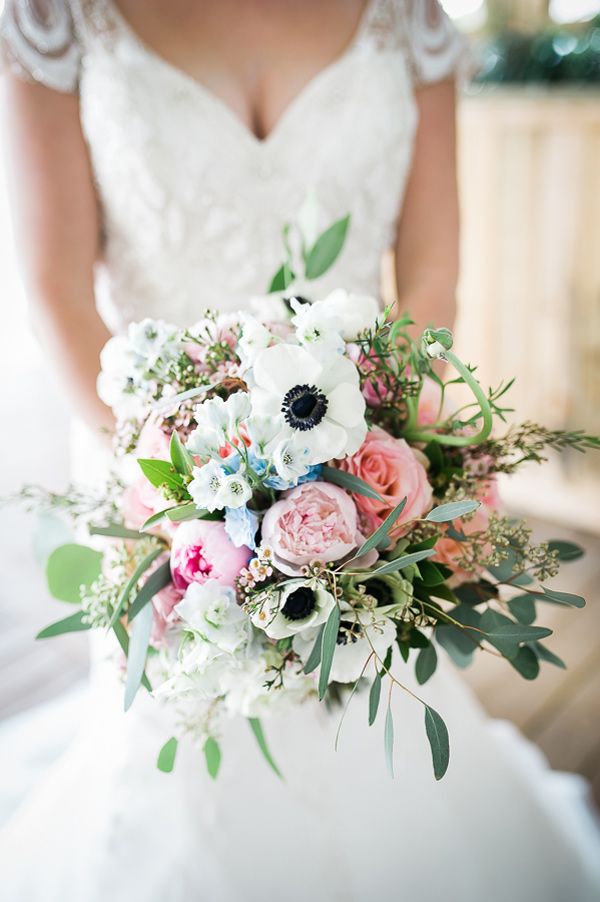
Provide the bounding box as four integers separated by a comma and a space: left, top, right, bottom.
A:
539, 586, 586, 609
46, 543, 103, 603
365, 548, 435, 578
424, 705, 450, 780
353, 498, 407, 561
509, 645, 540, 680
435, 625, 474, 668
415, 644, 438, 685
204, 737, 221, 779
88, 524, 143, 540
530, 641, 566, 670
249, 718, 283, 779
107, 546, 164, 630
128, 559, 172, 622
321, 465, 383, 502
507, 594, 537, 625
36, 610, 91, 640
124, 601, 153, 711
368, 671, 382, 726
304, 624, 324, 674
425, 500, 480, 523
157, 737, 178, 773
304, 214, 350, 279
547, 540, 584, 562
112, 620, 152, 693
318, 606, 341, 699
384, 703, 394, 779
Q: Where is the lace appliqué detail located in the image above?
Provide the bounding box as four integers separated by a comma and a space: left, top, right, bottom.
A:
0, 0, 80, 92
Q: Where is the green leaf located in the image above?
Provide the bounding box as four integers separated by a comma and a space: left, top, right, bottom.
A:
88, 523, 143, 539
318, 606, 341, 700
384, 703, 394, 778
425, 500, 480, 523
124, 601, 153, 711
32, 512, 72, 568
320, 465, 384, 502
353, 498, 407, 561
435, 625, 474, 668
304, 214, 350, 280
46, 543, 103, 603
539, 586, 586, 609
368, 671, 382, 726
268, 262, 295, 293
530, 641, 566, 670
204, 737, 221, 779
415, 644, 438, 685
248, 717, 283, 779
128, 559, 172, 622
365, 548, 435, 578
141, 504, 221, 532
424, 705, 450, 780
509, 646, 540, 680
547, 540, 584, 562
112, 620, 152, 693
303, 624, 324, 674
157, 737, 178, 773
138, 458, 184, 491
107, 546, 164, 630
417, 560, 446, 587
334, 675, 363, 750
507, 594, 536, 625
169, 431, 194, 476
480, 609, 552, 658
36, 610, 91, 640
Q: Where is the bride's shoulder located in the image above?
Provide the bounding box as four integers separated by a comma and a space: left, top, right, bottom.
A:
0, 0, 82, 92
367, 0, 469, 85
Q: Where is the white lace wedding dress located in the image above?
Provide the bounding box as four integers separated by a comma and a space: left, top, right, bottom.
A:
1, 2, 600, 900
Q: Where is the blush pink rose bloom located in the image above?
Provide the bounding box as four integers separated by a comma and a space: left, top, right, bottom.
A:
170, 520, 251, 590
433, 505, 493, 585
261, 482, 364, 576
338, 427, 433, 535
151, 583, 184, 645
122, 419, 173, 530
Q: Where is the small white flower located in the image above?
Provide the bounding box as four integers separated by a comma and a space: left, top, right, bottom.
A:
186, 425, 222, 459
238, 314, 276, 369
250, 342, 367, 464
218, 472, 253, 509
251, 579, 336, 640
128, 318, 179, 367
225, 391, 252, 431
306, 289, 381, 341
249, 294, 291, 324
271, 434, 311, 483
194, 396, 231, 438
175, 580, 249, 655
245, 414, 284, 458
188, 460, 227, 511
290, 298, 346, 359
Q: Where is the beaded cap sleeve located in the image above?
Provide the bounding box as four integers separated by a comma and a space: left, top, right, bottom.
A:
403, 0, 467, 85
0, 0, 80, 92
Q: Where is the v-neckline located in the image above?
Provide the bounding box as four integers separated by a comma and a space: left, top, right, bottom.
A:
106, 0, 377, 147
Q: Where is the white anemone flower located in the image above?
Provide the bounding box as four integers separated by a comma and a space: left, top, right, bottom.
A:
293, 606, 397, 684
251, 579, 336, 640
294, 289, 381, 342
250, 343, 367, 464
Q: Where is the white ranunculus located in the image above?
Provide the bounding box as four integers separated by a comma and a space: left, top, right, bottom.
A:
293, 606, 397, 684
292, 289, 381, 345
175, 580, 249, 655
250, 343, 367, 465
251, 579, 336, 640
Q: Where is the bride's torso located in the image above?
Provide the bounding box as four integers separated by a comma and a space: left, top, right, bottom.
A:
1, 0, 465, 331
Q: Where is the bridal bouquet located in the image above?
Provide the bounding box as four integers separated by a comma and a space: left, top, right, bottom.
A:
23, 217, 598, 781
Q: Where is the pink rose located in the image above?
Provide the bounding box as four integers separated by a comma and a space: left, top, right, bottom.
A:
338, 427, 433, 535
433, 505, 492, 585
170, 520, 251, 590
261, 482, 363, 575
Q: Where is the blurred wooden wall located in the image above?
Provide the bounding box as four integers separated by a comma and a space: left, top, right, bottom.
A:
454, 88, 600, 530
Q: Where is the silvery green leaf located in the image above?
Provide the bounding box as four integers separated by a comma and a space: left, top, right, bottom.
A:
321, 465, 384, 502
46, 543, 103, 604
424, 705, 450, 780
368, 671, 382, 726
249, 718, 283, 779
204, 737, 221, 779
415, 644, 438, 685
124, 601, 153, 711
36, 610, 91, 640
425, 500, 480, 523
384, 703, 394, 778
157, 737, 178, 773
318, 606, 341, 699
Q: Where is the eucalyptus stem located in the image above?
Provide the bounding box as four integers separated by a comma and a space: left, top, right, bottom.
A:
403, 349, 494, 447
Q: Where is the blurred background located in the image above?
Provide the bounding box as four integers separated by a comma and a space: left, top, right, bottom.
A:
0, 0, 599, 809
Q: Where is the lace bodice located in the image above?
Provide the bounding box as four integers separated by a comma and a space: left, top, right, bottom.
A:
0, 0, 466, 332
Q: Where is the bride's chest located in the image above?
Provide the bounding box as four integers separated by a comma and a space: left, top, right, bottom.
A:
79, 39, 417, 235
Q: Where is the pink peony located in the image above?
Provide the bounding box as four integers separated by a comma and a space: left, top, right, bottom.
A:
151, 583, 184, 645
338, 427, 433, 535
122, 419, 173, 530
170, 520, 251, 590
261, 481, 363, 575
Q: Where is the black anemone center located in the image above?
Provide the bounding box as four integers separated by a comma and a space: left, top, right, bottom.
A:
281, 586, 316, 621
336, 620, 363, 645
282, 384, 328, 431
364, 578, 393, 606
